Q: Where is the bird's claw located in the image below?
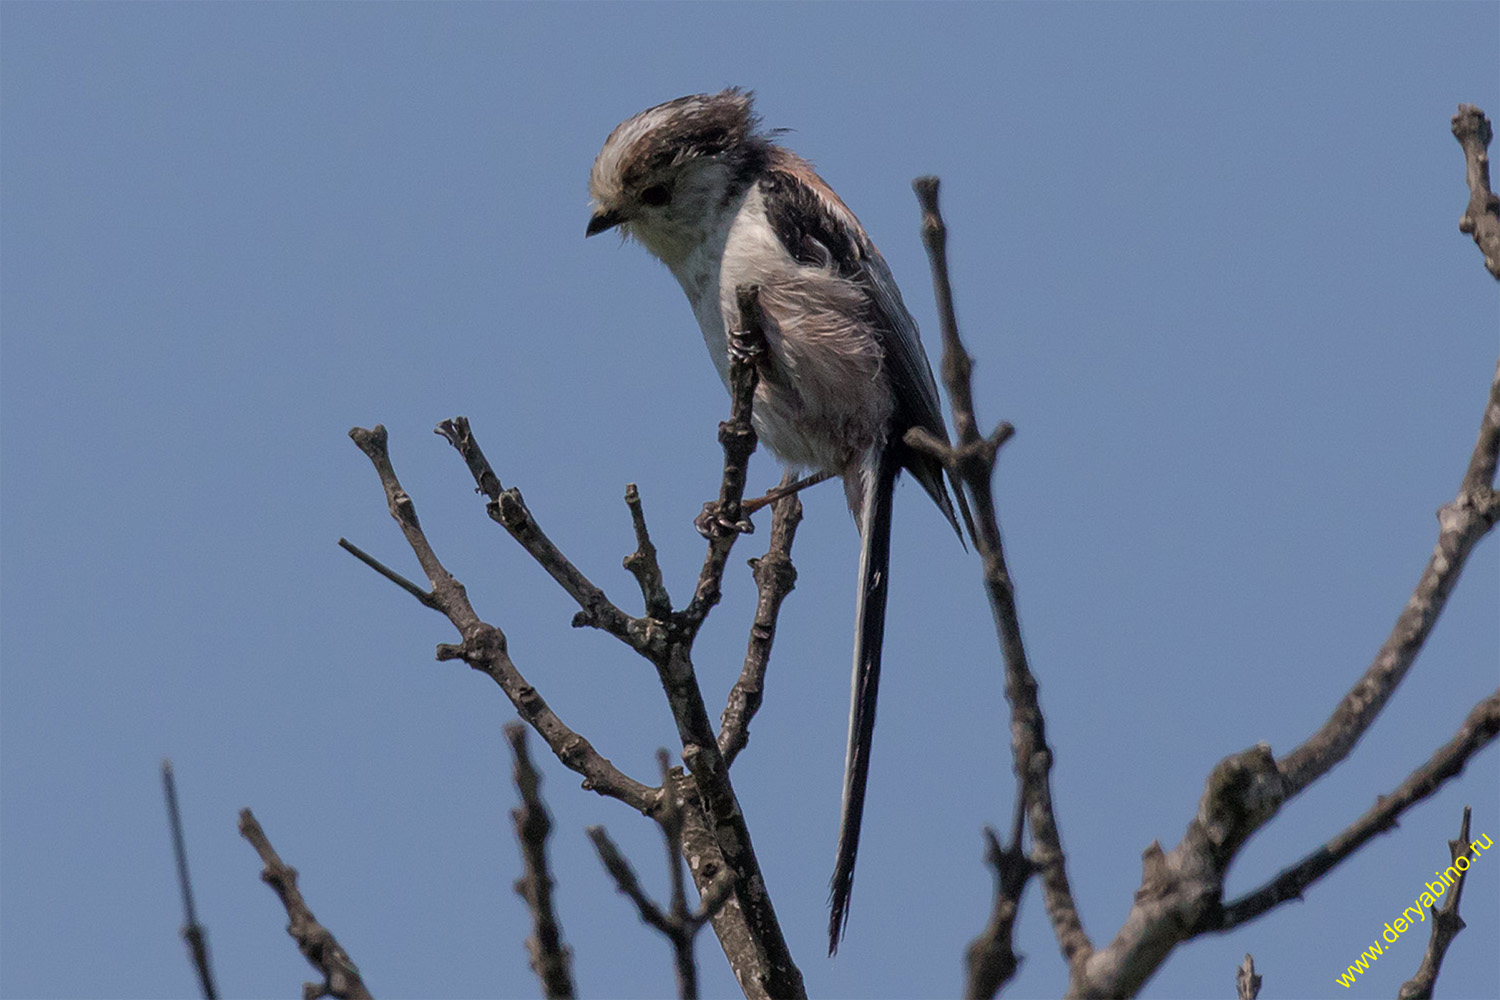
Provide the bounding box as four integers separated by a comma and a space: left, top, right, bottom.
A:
727, 328, 766, 366
695, 501, 755, 539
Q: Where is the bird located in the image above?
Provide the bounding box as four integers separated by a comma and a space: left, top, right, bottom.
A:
586, 88, 970, 954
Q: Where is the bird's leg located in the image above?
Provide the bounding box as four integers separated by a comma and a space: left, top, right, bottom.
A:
694, 470, 830, 538
743, 470, 834, 513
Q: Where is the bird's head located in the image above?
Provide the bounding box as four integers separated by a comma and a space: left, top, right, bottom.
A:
587, 88, 773, 265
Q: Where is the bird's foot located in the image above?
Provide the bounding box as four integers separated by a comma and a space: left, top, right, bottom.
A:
695, 501, 755, 539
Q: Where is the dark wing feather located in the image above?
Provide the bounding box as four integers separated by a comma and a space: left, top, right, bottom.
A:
760, 152, 968, 538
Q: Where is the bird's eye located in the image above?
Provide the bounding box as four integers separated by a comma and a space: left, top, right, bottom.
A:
641, 184, 671, 207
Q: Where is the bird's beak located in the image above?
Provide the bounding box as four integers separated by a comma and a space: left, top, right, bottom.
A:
586, 208, 626, 238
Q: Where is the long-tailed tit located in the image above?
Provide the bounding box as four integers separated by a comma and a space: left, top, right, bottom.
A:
586, 88, 970, 954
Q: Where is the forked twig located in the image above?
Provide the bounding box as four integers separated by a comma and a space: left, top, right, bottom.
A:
589, 751, 736, 1000
346, 287, 804, 1000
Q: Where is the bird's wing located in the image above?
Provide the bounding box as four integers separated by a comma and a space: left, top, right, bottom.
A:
759, 151, 967, 537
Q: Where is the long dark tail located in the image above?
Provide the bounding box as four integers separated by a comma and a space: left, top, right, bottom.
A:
828, 451, 899, 955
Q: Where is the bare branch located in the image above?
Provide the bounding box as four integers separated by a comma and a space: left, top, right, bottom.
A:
1276, 356, 1500, 794
623, 483, 673, 621
633, 289, 804, 999
588, 754, 735, 1000
433, 417, 644, 647
742, 469, 832, 513
353, 289, 801, 997
1220, 694, 1500, 929
347, 424, 655, 813
1460, 357, 1500, 506
1070, 740, 1286, 998
1235, 954, 1261, 1000
719, 482, 803, 767
911, 176, 1092, 974
1397, 806, 1480, 1000
589, 825, 671, 930
1075, 689, 1498, 996
1032, 103, 1500, 997
162, 760, 218, 1000
675, 786, 769, 996
656, 751, 692, 930
505, 724, 575, 999
347, 289, 800, 997
337, 537, 438, 610
1452, 104, 1500, 280
682, 286, 765, 628
963, 815, 1034, 1000
238, 809, 372, 1000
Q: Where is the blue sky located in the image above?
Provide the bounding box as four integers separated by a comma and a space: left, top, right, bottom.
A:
3, 4, 1496, 998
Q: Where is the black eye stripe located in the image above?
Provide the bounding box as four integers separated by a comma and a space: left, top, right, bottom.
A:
641, 184, 670, 207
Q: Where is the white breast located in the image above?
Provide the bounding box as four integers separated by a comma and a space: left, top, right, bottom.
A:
667, 185, 893, 483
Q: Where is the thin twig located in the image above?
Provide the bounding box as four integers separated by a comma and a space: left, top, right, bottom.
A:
587, 753, 735, 1000
238, 809, 372, 1000
505, 724, 575, 999
719, 481, 803, 767
1451, 104, 1500, 280
963, 818, 1034, 1000
337, 538, 438, 609
1397, 806, 1479, 1000
589, 825, 669, 930
623, 483, 673, 621
347, 424, 655, 813
682, 286, 765, 628
1275, 354, 1500, 794
162, 760, 218, 1000
434, 416, 644, 647
910, 176, 1090, 985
